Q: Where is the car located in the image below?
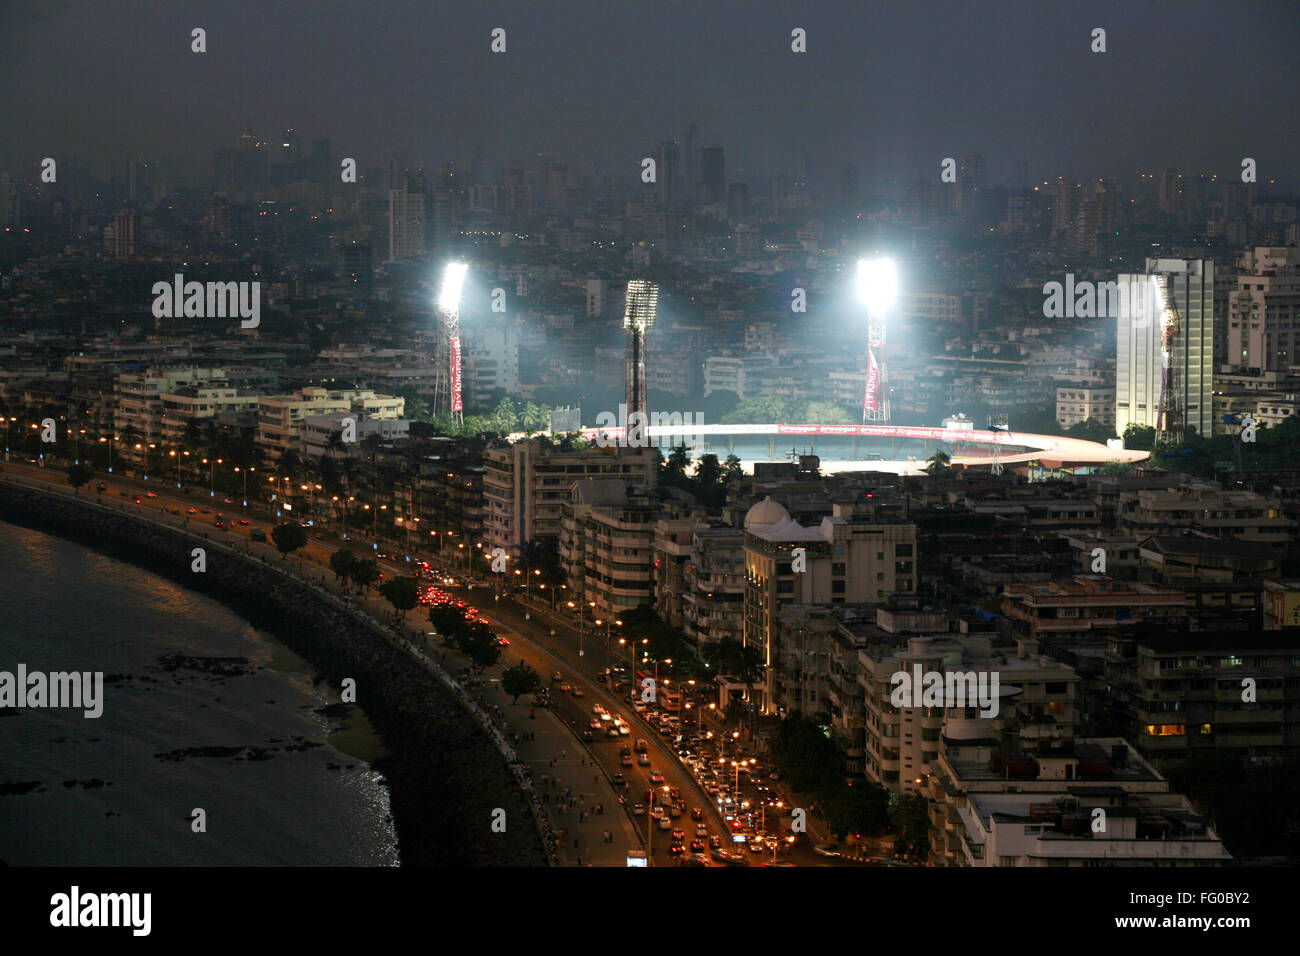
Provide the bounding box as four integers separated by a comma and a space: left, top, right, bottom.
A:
691, 807, 704, 820
620, 745, 632, 756
709, 835, 723, 849
201, 508, 210, 514
695, 824, 708, 837
632, 804, 646, 816
606, 726, 620, 738
748, 842, 765, 854
617, 723, 630, 735
682, 854, 709, 867
551, 671, 562, 682
621, 755, 634, 767
669, 805, 682, 818
634, 739, 648, 753
494, 636, 510, 647
187, 507, 198, 514
769, 772, 781, 780
637, 753, 650, 767
690, 840, 706, 853
213, 520, 224, 528
813, 845, 843, 859
657, 817, 672, 831
669, 788, 681, 802
611, 773, 627, 788
589, 720, 603, 731
558, 684, 572, 694
671, 829, 685, 843
223, 497, 233, 504
598, 711, 613, 722
238, 519, 249, 526
571, 687, 585, 698
710, 848, 742, 865
648, 771, 665, 785
668, 844, 684, 856
145, 492, 157, 498
133, 497, 142, 504
581, 731, 594, 742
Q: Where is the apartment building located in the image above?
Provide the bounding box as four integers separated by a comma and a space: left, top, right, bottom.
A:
681, 524, 745, 648
1104, 629, 1300, 766
483, 439, 658, 559
558, 479, 656, 617
744, 496, 917, 714
159, 385, 261, 445
114, 367, 231, 454
1117, 483, 1294, 546
859, 635, 1077, 795
257, 387, 403, 460
1055, 385, 1115, 430
1000, 575, 1188, 645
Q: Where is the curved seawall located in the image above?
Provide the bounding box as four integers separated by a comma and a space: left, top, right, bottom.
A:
0, 478, 546, 867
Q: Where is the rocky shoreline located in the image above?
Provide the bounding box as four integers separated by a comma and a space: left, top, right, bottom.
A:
0, 481, 546, 867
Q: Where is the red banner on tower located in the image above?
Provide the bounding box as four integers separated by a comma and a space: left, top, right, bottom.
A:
450, 337, 463, 413
863, 347, 879, 412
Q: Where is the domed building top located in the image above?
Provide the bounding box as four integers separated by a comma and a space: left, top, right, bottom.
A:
744, 496, 791, 528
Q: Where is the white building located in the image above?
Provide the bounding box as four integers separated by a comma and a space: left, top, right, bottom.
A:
1115, 258, 1214, 438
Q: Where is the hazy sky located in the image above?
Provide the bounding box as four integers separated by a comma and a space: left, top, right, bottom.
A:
2, 0, 1297, 187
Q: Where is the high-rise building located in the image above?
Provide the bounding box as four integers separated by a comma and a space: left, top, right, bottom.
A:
1158, 166, 1182, 214
387, 172, 427, 262
543, 163, 568, 209
340, 241, 373, 294
112, 208, 137, 261
655, 140, 680, 206
727, 182, 748, 221
1226, 247, 1300, 372
0, 173, 19, 228
1116, 258, 1215, 439
1050, 181, 1079, 236
698, 146, 725, 204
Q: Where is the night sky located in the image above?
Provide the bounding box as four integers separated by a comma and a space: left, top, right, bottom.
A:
2, 0, 1297, 187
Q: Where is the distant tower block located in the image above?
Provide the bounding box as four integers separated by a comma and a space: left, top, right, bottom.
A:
623, 280, 659, 423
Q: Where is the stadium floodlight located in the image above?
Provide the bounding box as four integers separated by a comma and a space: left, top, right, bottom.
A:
624, 279, 659, 333
856, 258, 897, 313
438, 261, 468, 312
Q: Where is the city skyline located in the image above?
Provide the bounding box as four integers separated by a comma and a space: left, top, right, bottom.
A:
2, 0, 1299, 187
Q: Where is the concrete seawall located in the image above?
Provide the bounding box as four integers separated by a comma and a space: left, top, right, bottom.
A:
0, 479, 546, 867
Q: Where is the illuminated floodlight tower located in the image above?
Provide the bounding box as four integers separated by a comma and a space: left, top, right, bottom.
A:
857, 258, 897, 425
432, 262, 469, 425
623, 280, 659, 424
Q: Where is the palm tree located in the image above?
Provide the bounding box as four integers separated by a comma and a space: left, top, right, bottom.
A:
924, 450, 952, 475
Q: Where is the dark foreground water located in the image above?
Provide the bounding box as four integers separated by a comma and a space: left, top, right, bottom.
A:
0, 520, 398, 865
